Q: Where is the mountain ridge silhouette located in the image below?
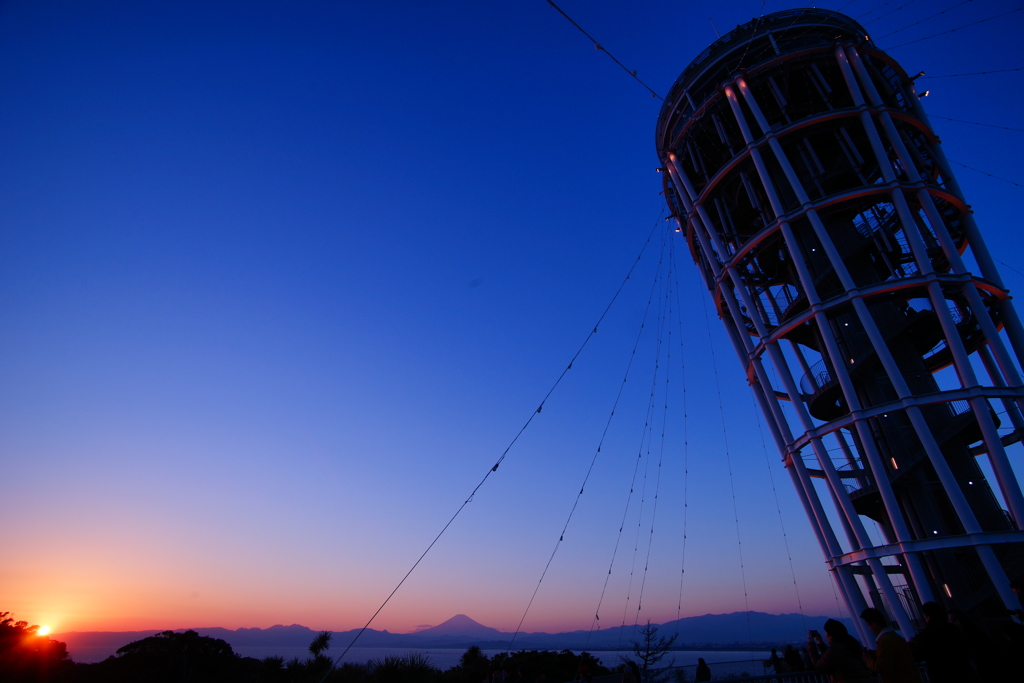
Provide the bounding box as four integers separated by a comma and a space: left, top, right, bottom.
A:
54, 610, 852, 660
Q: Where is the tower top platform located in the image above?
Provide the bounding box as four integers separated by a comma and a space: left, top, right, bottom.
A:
658, 8, 870, 145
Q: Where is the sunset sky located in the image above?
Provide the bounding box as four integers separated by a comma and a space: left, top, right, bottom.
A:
2, 0, 1023, 636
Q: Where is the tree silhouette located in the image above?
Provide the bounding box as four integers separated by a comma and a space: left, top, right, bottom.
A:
309, 631, 332, 658
71, 629, 254, 682
0, 611, 72, 682
305, 630, 334, 680
627, 621, 678, 682
458, 645, 486, 669
367, 652, 437, 683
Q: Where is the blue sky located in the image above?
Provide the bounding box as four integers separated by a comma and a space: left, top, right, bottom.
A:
2, 0, 1023, 634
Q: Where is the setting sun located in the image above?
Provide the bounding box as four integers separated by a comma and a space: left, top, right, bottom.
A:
37, 626, 51, 636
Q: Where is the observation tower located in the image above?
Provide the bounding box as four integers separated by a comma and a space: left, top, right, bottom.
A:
655, 8, 1024, 639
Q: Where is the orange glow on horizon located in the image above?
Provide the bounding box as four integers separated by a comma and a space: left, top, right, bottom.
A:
38, 626, 51, 636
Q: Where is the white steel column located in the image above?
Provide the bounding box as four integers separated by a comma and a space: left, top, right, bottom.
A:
734, 67, 948, 621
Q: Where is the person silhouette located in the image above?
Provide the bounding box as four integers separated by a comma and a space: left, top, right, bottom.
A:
783, 644, 803, 672
910, 602, 976, 683
860, 607, 920, 683
807, 619, 871, 682
694, 657, 711, 682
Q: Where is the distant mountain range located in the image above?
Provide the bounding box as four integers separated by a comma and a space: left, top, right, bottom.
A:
55, 611, 851, 661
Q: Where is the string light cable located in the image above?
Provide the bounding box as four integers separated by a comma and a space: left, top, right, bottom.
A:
545, 0, 663, 99
615, 243, 671, 650
614, 404, 655, 651
503, 224, 671, 655
579, 225, 675, 657
629, 251, 676, 635
861, 0, 921, 24
918, 67, 1023, 79
875, 0, 973, 39
884, 6, 1022, 49
319, 219, 660, 681
736, 1, 768, 70
669, 241, 691, 634
997, 259, 1024, 280
857, 0, 896, 22
929, 114, 1024, 133
949, 159, 1024, 188
748, 386, 808, 633
828, 563, 848, 619
699, 286, 755, 647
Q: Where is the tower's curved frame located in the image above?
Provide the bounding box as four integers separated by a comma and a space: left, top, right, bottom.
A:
656, 8, 1024, 640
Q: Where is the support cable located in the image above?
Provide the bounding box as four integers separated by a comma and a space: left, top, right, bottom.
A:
996, 260, 1024, 280
615, 251, 670, 649
504, 225, 670, 654
670, 242, 691, 634
699, 286, 754, 647
736, 1, 768, 70
862, 0, 921, 24
829, 568, 848, 619
949, 159, 1024, 188
749, 390, 808, 633
320, 221, 660, 680
856, 0, 895, 22
616, 411, 656, 649
545, 0, 663, 100
918, 67, 1023, 79
875, 0, 973, 39
929, 114, 1024, 133
579, 224, 673, 656
630, 251, 675, 635
885, 7, 1021, 48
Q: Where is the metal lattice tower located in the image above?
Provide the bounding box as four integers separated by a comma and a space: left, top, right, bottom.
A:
656, 8, 1024, 640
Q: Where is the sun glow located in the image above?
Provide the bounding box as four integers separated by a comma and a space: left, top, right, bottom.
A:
37, 626, 51, 636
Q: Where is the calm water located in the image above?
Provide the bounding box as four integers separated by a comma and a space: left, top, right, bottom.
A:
209, 647, 770, 674
69, 643, 772, 675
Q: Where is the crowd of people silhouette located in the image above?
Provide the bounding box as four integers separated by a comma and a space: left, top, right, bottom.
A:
754, 579, 1024, 683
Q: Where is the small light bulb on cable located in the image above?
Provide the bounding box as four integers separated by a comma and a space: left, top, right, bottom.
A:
919, 90, 930, 98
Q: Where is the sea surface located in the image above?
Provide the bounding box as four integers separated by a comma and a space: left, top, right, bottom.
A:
69, 644, 772, 676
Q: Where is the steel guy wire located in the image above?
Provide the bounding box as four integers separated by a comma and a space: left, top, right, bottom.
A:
616, 248, 670, 650
319, 219, 660, 681
929, 114, 1024, 133
579, 225, 670, 654
669, 242, 692, 635
919, 67, 1023, 78
997, 259, 1024, 280
874, 0, 973, 39
630, 250, 675, 634
748, 353, 808, 633
736, 1, 769, 70
857, 0, 897, 22
828, 563, 848, 620
572, 219, 670, 655
949, 159, 1024, 188
862, 0, 921, 24
699, 285, 754, 648
503, 223, 671, 655
545, 0, 663, 100
885, 6, 1021, 48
